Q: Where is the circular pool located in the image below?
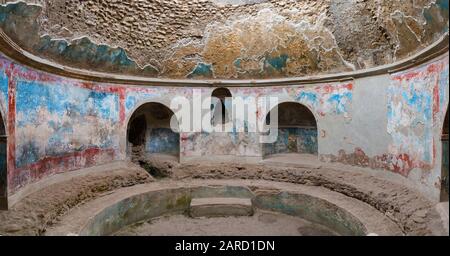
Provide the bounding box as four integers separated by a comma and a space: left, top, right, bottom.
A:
46, 180, 403, 236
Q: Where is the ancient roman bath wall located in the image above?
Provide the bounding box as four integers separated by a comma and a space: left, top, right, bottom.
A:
0, 50, 448, 201
320, 55, 449, 199
0, 0, 449, 206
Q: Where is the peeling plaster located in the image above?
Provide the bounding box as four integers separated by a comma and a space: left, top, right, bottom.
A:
0, 1, 448, 79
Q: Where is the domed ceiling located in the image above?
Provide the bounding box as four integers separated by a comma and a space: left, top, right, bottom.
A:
0, 0, 448, 80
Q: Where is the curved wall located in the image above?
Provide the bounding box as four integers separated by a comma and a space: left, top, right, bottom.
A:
0, 47, 448, 203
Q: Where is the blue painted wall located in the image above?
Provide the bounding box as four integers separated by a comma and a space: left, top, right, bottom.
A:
15, 79, 120, 169
145, 128, 179, 156
264, 127, 318, 155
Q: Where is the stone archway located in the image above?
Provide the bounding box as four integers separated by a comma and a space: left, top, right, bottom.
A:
127, 102, 180, 162
263, 102, 318, 158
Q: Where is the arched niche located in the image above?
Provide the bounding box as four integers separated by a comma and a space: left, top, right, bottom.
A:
263, 102, 318, 158
127, 102, 180, 162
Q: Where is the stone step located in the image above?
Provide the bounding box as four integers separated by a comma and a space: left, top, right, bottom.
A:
189, 197, 254, 218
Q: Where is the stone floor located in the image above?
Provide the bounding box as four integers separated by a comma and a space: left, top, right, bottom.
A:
114, 210, 340, 236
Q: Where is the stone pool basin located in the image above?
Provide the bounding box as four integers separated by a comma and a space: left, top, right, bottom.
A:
46, 179, 403, 236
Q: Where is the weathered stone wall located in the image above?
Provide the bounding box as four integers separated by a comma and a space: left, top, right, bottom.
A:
0, 54, 123, 193
0, 1, 448, 79
319, 55, 449, 199
0, 49, 448, 200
